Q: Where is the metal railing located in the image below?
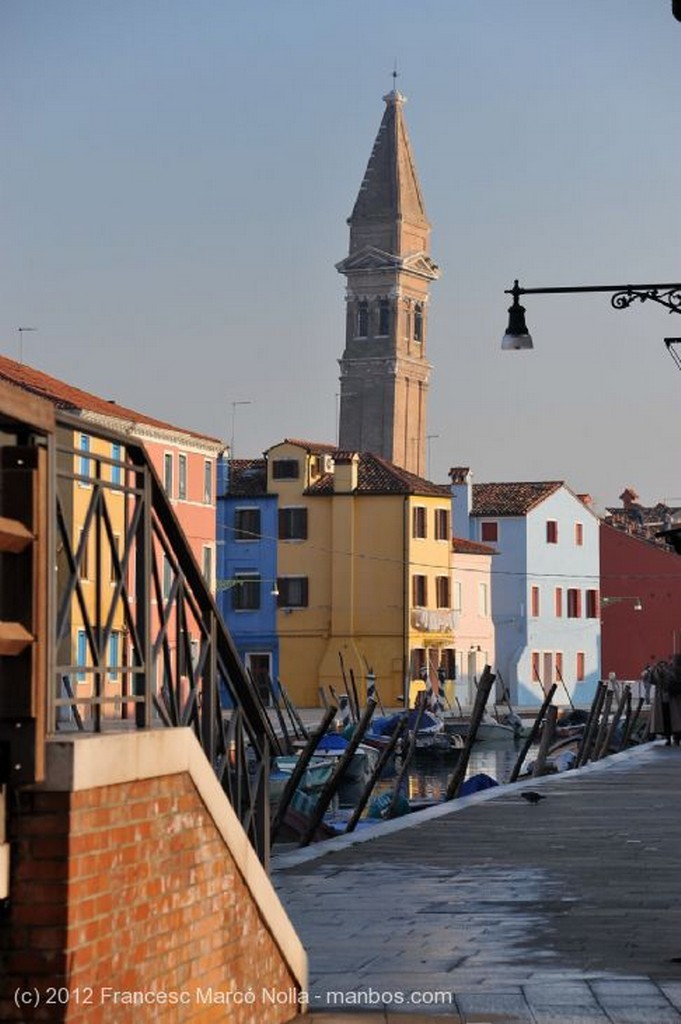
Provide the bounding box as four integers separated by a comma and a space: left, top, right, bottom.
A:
51, 412, 276, 865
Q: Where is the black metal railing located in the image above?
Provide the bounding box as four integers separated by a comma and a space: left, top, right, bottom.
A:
52, 412, 275, 865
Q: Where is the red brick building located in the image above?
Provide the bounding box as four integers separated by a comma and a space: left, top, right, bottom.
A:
600, 522, 681, 680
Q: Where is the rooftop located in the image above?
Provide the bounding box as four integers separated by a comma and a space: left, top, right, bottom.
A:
0, 354, 223, 445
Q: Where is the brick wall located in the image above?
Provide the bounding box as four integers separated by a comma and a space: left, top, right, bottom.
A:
1, 772, 302, 1023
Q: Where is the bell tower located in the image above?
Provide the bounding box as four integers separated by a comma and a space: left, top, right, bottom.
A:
336, 88, 440, 476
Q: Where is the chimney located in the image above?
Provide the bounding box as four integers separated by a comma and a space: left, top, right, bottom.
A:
619, 487, 639, 510
450, 466, 473, 539
333, 453, 359, 493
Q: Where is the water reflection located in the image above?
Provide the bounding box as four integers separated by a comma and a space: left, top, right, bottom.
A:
400, 739, 531, 803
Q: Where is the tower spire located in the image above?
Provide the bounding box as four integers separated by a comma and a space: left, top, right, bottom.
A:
335, 90, 440, 477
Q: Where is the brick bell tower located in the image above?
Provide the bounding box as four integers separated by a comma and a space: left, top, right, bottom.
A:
336, 87, 440, 476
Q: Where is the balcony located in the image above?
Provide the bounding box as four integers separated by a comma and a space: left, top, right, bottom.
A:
411, 608, 456, 633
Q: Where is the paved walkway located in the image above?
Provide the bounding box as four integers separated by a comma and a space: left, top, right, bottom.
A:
274, 741, 681, 1023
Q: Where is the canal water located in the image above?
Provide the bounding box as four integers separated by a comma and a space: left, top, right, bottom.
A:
324, 738, 535, 827
403, 738, 529, 803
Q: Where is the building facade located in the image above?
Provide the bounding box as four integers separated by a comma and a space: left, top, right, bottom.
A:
450, 537, 496, 707
216, 458, 279, 697
0, 355, 224, 708
451, 468, 600, 707
259, 439, 455, 708
600, 522, 681, 680
336, 89, 440, 477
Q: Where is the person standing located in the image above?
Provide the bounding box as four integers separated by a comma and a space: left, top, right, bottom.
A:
649, 658, 681, 745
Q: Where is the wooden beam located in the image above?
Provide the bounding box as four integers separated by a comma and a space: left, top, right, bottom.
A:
0, 516, 33, 554
0, 378, 55, 433
0, 621, 33, 656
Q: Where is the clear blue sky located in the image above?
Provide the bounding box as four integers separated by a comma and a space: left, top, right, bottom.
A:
2, 1, 681, 511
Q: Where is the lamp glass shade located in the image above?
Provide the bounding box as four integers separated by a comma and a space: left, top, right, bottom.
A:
501, 331, 533, 351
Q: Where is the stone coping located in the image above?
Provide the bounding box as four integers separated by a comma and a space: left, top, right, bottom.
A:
43, 729, 307, 991
271, 740, 661, 871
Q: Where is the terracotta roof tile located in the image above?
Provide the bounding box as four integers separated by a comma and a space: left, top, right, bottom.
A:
452, 537, 497, 555
307, 451, 449, 497
471, 481, 563, 517
0, 354, 223, 444
279, 438, 339, 455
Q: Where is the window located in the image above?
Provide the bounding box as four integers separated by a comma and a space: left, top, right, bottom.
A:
163, 555, 173, 600
554, 587, 563, 617
234, 507, 261, 542
576, 651, 585, 681
412, 575, 427, 607
79, 434, 90, 480
78, 530, 89, 580
202, 546, 213, 589
272, 459, 299, 480
575, 522, 584, 546
203, 460, 213, 504
586, 589, 599, 618
531, 651, 541, 684
279, 506, 308, 540
555, 651, 564, 682
108, 631, 120, 681
164, 453, 173, 496
111, 443, 122, 485
246, 653, 272, 694
531, 585, 540, 617
440, 649, 456, 680
435, 575, 450, 608
410, 648, 426, 679
546, 520, 558, 544
232, 572, 261, 611
452, 580, 462, 612
479, 582, 489, 616
434, 508, 450, 541
412, 506, 427, 539
414, 303, 423, 342
277, 576, 308, 608
110, 534, 120, 583
178, 454, 187, 500
567, 588, 582, 618
378, 299, 390, 336
480, 521, 498, 543
543, 652, 553, 688
76, 630, 88, 682
356, 300, 369, 337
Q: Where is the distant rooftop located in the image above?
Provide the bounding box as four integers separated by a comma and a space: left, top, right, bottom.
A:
0, 354, 224, 445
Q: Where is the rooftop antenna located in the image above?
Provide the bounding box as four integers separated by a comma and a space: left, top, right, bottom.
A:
17, 327, 37, 364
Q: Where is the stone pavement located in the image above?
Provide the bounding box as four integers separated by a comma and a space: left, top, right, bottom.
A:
275, 741, 681, 1023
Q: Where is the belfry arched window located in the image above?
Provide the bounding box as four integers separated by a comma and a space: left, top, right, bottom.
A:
356, 300, 369, 338
414, 303, 424, 342
378, 299, 390, 336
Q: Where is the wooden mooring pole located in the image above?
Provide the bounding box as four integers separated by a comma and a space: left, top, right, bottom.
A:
508, 683, 558, 784
445, 665, 496, 800
299, 697, 378, 847
575, 682, 607, 768
532, 703, 558, 777
270, 704, 338, 845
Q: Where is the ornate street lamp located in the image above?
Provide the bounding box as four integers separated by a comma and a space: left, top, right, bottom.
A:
501, 279, 681, 363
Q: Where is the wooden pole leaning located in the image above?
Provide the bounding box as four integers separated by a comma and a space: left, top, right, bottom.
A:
508, 682, 558, 784
299, 697, 378, 847
445, 665, 496, 800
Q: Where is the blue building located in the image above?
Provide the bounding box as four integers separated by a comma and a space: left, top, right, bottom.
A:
451, 468, 601, 707
216, 458, 279, 698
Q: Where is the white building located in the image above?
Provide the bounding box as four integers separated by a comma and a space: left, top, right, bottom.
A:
451, 468, 600, 708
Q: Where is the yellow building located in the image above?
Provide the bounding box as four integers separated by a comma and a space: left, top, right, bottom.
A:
267, 440, 455, 708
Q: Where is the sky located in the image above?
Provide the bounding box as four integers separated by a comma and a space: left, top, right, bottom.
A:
2, 0, 681, 513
